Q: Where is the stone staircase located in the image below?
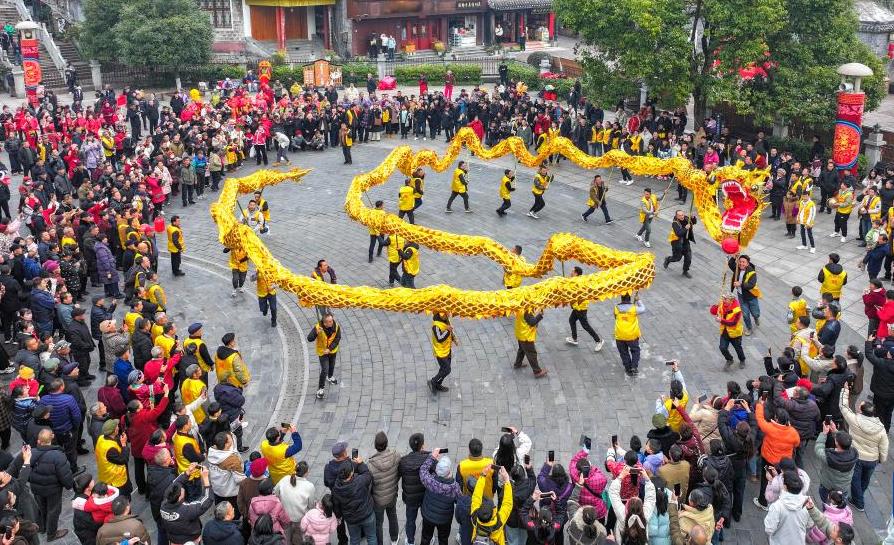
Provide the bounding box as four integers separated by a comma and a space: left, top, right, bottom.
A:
54, 36, 92, 91
448, 44, 489, 58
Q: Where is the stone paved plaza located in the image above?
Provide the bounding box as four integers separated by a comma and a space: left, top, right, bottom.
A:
45, 134, 890, 544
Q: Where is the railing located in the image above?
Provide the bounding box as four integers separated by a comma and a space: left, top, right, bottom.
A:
11, 0, 67, 77
381, 56, 500, 77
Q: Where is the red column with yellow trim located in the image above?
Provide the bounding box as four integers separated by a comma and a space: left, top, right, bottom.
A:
19, 24, 40, 106
832, 91, 865, 175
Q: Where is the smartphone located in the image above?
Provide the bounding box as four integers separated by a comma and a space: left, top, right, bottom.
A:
548, 450, 555, 462
501, 427, 512, 433
697, 394, 708, 404
281, 422, 290, 429
630, 469, 639, 486
351, 448, 358, 459
674, 483, 681, 497
824, 415, 833, 425
579, 434, 591, 450
3, 527, 11, 540
491, 464, 501, 471
439, 448, 449, 454
611, 434, 618, 446
664, 360, 675, 366
524, 454, 530, 465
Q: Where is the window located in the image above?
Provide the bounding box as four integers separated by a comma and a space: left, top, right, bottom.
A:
201, 0, 232, 29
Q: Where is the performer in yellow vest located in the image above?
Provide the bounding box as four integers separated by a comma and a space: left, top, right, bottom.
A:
513, 309, 548, 377
93, 422, 129, 488
181, 364, 208, 423
368, 200, 385, 263
614, 294, 644, 375
253, 190, 271, 222
496, 169, 516, 217
636, 187, 659, 248
155, 322, 177, 359
172, 415, 205, 474
226, 245, 249, 297
398, 178, 416, 224
307, 313, 341, 399
858, 186, 882, 243
503, 245, 523, 289
410, 167, 425, 210
400, 241, 420, 289
429, 313, 455, 394
787, 286, 809, 334
124, 301, 143, 334
581, 175, 612, 224
829, 180, 853, 243
215, 332, 251, 388
146, 273, 166, 312
166, 215, 185, 277
242, 199, 267, 234
446, 161, 471, 212
817, 253, 847, 301
564, 266, 605, 351
260, 424, 303, 485
256, 271, 278, 327
713, 293, 746, 370
528, 165, 551, 219
382, 232, 405, 287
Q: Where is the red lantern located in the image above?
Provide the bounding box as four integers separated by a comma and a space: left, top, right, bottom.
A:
721, 237, 739, 255
154, 216, 166, 234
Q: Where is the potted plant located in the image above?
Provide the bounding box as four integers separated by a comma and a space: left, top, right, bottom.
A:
433, 41, 446, 57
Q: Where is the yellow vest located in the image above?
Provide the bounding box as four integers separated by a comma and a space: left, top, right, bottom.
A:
514, 312, 537, 342
95, 436, 127, 487
166, 225, 184, 253
148, 284, 166, 311
124, 312, 141, 334
431, 319, 452, 358
155, 334, 176, 360
788, 298, 808, 334
499, 176, 513, 200
314, 323, 340, 356
572, 300, 589, 311
403, 247, 420, 276
820, 266, 846, 299
387, 234, 404, 263
229, 248, 248, 272
798, 199, 816, 227
181, 377, 207, 423
532, 173, 549, 195
173, 432, 201, 474
639, 195, 659, 223
663, 392, 690, 433
215, 350, 250, 387
629, 134, 642, 154
257, 197, 270, 221
451, 168, 467, 194
411, 176, 424, 198
868, 196, 882, 221
503, 269, 522, 289
458, 457, 495, 497
184, 337, 212, 372
613, 305, 640, 341
257, 275, 276, 297
151, 323, 163, 343
260, 439, 296, 485
720, 303, 744, 338
61, 236, 77, 250
837, 189, 854, 214
398, 186, 415, 211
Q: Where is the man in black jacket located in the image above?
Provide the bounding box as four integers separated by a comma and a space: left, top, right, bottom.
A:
818, 159, 839, 214
772, 385, 820, 466
399, 432, 429, 545
0, 265, 21, 343
866, 338, 894, 431
67, 307, 96, 383
28, 429, 73, 541
90, 295, 115, 371
325, 441, 353, 545
333, 455, 376, 545
664, 211, 697, 278
131, 318, 154, 371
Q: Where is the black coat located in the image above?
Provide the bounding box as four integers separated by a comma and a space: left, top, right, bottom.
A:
131, 330, 153, 370
66, 318, 95, 355
398, 450, 429, 506
147, 463, 176, 521
73, 493, 101, 545
26, 444, 73, 496
202, 519, 243, 545
0, 274, 21, 313
867, 340, 894, 399
332, 462, 375, 524
213, 383, 244, 423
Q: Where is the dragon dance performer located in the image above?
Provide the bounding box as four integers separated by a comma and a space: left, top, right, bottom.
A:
527, 165, 551, 219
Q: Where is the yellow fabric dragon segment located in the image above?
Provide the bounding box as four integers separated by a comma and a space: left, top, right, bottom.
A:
210, 129, 767, 318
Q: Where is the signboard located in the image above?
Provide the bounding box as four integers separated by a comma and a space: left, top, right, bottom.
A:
302, 59, 343, 87
456, 0, 482, 8
19, 26, 39, 105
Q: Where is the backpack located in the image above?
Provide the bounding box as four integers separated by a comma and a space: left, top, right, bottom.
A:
22, 257, 40, 281
472, 514, 501, 545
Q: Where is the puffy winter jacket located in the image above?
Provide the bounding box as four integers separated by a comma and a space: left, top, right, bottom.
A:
840, 388, 888, 462
201, 518, 244, 545
27, 444, 74, 496
367, 448, 400, 507
207, 445, 246, 498
866, 340, 894, 399
568, 449, 607, 520
301, 503, 339, 545
213, 382, 245, 423
420, 456, 460, 525
647, 507, 671, 545
332, 462, 375, 525
249, 494, 292, 534
399, 449, 429, 506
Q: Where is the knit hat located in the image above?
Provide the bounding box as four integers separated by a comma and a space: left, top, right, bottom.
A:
331, 441, 348, 457
435, 456, 451, 478
250, 457, 269, 478
651, 413, 667, 429
17, 366, 34, 380
128, 370, 143, 385
102, 419, 119, 436
42, 358, 59, 372
187, 322, 203, 335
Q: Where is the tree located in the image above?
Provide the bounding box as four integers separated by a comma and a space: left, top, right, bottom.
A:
713, 0, 886, 130
556, 0, 786, 125
79, 0, 128, 61
113, 0, 213, 67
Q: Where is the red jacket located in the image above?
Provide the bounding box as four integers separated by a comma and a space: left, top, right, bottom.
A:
864, 289, 886, 320
126, 395, 170, 460
877, 299, 894, 337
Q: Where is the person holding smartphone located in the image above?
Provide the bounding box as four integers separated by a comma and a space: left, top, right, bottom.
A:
259, 423, 303, 485
418, 448, 460, 545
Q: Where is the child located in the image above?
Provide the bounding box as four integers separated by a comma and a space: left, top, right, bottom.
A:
243, 450, 269, 479
300, 494, 339, 545
807, 489, 852, 544
83, 481, 120, 524
797, 191, 817, 253
787, 286, 808, 334
783, 191, 798, 238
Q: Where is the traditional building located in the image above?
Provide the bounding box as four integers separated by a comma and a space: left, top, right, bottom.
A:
855, 0, 894, 58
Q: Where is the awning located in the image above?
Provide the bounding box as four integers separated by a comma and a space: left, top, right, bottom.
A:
489, 0, 552, 11
245, 0, 334, 6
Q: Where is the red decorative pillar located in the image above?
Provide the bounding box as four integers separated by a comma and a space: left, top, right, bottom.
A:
17, 22, 40, 107
276, 6, 286, 52
322, 6, 331, 49
547, 11, 555, 41
832, 63, 874, 176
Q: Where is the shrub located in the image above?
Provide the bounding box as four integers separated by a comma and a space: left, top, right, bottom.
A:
271, 65, 300, 86
342, 61, 376, 85
526, 52, 551, 69
766, 135, 816, 164
393, 63, 481, 84
270, 51, 286, 66
508, 62, 539, 89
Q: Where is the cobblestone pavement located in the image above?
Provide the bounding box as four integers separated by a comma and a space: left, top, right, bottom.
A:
26, 134, 890, 544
